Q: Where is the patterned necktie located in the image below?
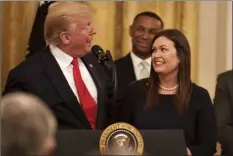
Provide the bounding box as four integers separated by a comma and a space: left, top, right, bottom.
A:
71, 58, 97, 129
139, 61, 149, 79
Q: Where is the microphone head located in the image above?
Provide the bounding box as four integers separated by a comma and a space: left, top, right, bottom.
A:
91, 45, 113, 69
91, 45, 104, 57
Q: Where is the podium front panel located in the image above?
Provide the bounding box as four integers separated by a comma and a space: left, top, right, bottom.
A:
54, 129, 186, 156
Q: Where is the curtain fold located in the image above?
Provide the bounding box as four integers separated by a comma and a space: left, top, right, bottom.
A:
1, 1, 39, 91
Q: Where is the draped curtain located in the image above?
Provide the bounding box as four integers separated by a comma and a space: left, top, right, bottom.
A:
1, 1, 38, 91
1, 1, 198, 90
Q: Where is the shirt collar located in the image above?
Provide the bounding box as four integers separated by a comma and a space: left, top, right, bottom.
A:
49, 44, 73, 69
130, 51, 151, 67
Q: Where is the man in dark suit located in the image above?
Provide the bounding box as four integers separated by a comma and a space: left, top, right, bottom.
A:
214, 70, 233, 156
3, 2, 114, 130
26, 1, 55, 58
115, 11, 164, 101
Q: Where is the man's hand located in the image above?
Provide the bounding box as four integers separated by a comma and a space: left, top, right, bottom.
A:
186, 148, 192, 155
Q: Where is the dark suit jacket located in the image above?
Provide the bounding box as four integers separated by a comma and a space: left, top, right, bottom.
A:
3, 47, 114, 130
26, 1, 55, 58
119, 79, 217, 156
214, 70, 233, 155
115, 53, 136, 101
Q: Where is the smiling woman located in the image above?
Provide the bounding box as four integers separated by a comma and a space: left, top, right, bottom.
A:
148, 29, 192, 112
118, 29, 217, 156
151, 36, 180, 77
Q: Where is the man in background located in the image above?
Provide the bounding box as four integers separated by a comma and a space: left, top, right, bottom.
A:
115, 11, 164, 101
3, 2, 115, 129
214, 70, 233, 156
1, 92, 57, 156
26, 1, 55, 58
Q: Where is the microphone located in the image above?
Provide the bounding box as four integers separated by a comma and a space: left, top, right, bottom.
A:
91, 45, 112, 69
91, 45, 118, 107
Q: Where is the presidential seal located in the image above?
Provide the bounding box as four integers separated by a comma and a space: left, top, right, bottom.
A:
99, 122, 144, 155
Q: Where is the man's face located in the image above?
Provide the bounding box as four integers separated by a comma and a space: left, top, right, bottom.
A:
68, 15, 96, 57
130, 15, 163, 59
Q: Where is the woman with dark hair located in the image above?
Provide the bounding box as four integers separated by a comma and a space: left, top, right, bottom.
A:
119, 29, 217, 156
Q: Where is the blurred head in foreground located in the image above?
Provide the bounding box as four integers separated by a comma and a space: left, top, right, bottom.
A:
1, 92, 57, 156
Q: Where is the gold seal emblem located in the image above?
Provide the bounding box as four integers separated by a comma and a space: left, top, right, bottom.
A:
99, 122, 144, 155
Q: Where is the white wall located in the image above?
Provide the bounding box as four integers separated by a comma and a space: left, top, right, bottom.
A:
198, 1, 218, 99
198, 1, 232, 99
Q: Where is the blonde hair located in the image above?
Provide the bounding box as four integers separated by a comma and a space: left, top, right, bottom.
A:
1, 92, 57, 156
44, 2, 93, 46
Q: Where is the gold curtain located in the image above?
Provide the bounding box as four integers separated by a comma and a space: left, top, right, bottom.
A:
1, 1, 198, 90
1, 1, 39, 90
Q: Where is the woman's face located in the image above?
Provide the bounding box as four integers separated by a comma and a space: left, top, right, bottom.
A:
151, 36, 180, 76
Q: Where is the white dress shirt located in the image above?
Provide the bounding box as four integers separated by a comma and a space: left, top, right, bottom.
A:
49, 45, 97, 104
130, 52, 151, 80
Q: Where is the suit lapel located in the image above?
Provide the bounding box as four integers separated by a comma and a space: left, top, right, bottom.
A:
125, 53, 137, 81
81, 55, 105, 129
41, 47, 91, 129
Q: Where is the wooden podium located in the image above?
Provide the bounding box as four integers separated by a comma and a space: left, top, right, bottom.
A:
54, 129, 187, 156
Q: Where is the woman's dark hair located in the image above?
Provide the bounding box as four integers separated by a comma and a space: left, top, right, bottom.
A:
146, 29, 193, 116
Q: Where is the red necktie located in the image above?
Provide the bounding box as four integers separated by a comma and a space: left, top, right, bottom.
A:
71, 58, 97, 129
